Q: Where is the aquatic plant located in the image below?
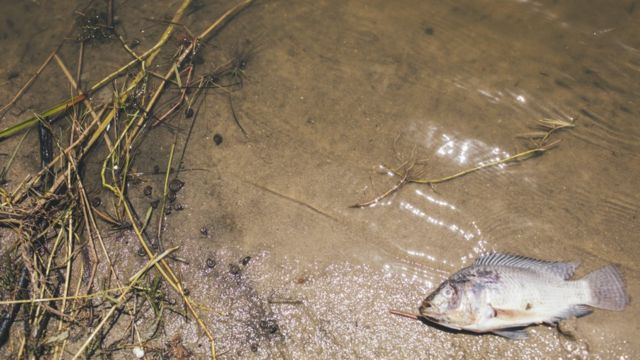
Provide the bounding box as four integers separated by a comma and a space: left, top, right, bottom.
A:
0, 0, 253, 358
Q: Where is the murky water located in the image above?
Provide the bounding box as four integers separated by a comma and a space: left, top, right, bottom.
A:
1, 0, 639, 358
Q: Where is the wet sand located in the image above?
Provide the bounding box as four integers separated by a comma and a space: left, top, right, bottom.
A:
1, 0, 639, 358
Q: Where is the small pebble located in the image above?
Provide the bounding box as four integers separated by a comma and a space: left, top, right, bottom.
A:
241, 256, 251, 266
259, 319, 279, 334
132, 346, 145, 359
169, 179, 184, 193
143, 185, 152, 197
206, 258, 216, 268
6, 70, 19, 80
229, 263, 241, 275
129, 39, 141, 49
213, 133, 223, 146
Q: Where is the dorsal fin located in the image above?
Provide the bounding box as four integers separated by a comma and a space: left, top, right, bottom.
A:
474, 253, 578, 280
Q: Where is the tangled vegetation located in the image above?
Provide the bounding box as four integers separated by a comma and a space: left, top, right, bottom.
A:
0, 0, 253, 358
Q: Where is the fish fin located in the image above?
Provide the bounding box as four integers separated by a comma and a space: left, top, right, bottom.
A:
570, 305, 593, 318
546, 305, 593, 324
492, 328, 529, 340
583, 265, 629, 311
474, 253, 578, 280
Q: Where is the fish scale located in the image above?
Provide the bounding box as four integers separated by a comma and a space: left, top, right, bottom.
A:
469, 265, 588, 331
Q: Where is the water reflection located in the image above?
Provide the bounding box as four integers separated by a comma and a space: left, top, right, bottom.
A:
399, 201, 476, 241
415, 189, 456, 210
431, 128, 513, 169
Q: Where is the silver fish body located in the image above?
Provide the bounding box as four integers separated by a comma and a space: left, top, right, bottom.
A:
419, 253, 628, 339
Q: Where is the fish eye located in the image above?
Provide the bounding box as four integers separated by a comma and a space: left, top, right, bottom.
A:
442, 286, 454, 298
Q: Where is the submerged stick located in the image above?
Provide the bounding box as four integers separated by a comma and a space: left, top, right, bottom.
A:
352, 135, 562, 208
156, 144, 176, 249
0, 48, 59, 116
0, 129, 30, 182
411, 140, 559, 186
0, 95, 86, 141
228, 94, 248, 137
349, 172, 408, 208
389, 309, 421, 321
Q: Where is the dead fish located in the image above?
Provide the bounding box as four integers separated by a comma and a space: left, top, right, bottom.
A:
418, 253, 629, 340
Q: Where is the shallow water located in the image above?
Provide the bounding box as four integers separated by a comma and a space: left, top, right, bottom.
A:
1, 0, 639, 358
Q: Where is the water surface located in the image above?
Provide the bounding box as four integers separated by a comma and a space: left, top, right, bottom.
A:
0, 0, 638, 358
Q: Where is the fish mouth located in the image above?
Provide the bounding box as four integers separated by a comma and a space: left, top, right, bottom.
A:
417, 306, 463, 331
418, 302, 442, 320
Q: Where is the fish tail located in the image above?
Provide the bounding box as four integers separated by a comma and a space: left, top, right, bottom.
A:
583, 265, 629, 311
